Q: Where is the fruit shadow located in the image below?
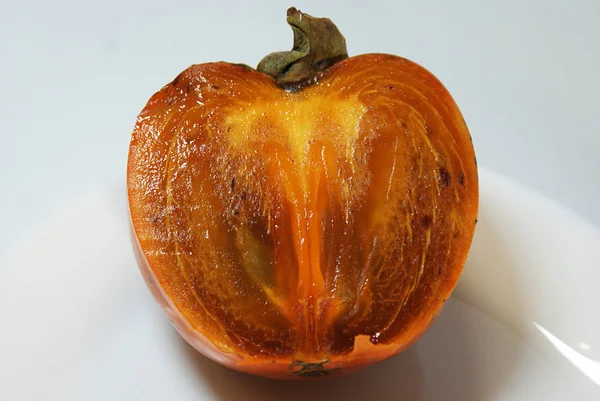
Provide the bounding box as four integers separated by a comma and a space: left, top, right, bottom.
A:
174, 199, 525, 400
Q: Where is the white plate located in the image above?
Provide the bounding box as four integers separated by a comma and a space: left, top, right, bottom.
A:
1, 169, 599, 400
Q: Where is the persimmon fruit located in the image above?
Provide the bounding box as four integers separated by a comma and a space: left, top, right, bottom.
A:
127, 7, 478, 379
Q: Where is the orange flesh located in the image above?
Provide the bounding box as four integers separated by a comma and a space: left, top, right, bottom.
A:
127, 54, 478, 375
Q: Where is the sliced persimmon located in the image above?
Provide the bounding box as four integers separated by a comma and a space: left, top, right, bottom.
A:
127, 8, 478, 379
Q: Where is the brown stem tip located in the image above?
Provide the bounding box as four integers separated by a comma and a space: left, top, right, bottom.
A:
257, 7, 348, 85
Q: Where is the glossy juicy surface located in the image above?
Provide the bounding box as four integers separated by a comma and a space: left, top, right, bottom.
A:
127, 54, 478, 375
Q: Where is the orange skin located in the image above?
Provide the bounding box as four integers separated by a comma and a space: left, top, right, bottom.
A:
127, 54, 478, 379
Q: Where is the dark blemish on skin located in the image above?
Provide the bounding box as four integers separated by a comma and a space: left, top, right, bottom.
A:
150, 215, 160, 223
172, 72, 183, 86
272, 361, 276, 364
401, 122, 407, 128
458, 172, 465, 187
289, 360, 340, 378
421, 215, 432, 228
439, 167, 451, 187
438, 266, 442, 276
475, 218, 478, 225
386, 85, 394, 90
234, 210, 239, 216
227, 126, 231, 133
211, 84, 220, 90
231, 178, 235, 191
241, 192, 247, 201
453, 232, 460, 239
185, 83, 192, 94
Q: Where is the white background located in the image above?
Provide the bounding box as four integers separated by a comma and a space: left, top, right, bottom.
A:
1, 0, 599, 251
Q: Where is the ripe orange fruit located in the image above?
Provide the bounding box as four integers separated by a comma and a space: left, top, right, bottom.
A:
127, 7, 478, 379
